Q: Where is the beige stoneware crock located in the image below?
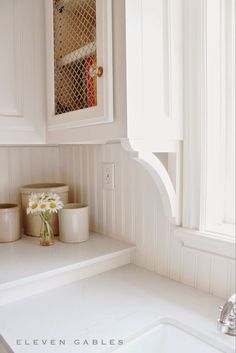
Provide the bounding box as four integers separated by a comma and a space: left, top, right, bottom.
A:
59, 203, 89, 243
20, 183, 69, 237
0, 204, 21, 243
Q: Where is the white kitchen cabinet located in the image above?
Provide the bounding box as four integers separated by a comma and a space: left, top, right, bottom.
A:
0, 0, 183, 147
45, 0, 114, 139
45, 0, 183, 224
0, 0, 46, 144
46, 0, 183, 145
0, 0, 183, 223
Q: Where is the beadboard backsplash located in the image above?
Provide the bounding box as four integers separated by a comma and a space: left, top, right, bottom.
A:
0, 146, 61, 204
0, 144, 235, 299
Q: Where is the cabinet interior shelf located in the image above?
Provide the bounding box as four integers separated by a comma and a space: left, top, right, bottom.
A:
58, 41, 96, 67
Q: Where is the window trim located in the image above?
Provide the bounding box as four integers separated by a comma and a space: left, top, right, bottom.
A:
201, 0, 235, 237
175, 227, 235, 259
183, 0, 235, 241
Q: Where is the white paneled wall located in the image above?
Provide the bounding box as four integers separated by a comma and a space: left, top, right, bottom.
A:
0, 144, 234, 299
58, 143, 235, 299
0, 146, 61, 205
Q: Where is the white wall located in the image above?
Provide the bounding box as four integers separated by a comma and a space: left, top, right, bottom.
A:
0, 144, 235, 299
0, 146, 60, 205
59, 144, 235, 299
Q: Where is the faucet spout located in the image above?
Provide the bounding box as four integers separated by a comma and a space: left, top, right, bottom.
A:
218, 293, 236, 336
219, 294, 236, 323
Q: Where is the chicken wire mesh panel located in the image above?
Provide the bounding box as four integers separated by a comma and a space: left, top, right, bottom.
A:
53, 0, 97, 115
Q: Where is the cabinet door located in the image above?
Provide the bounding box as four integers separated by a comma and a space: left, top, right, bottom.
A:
46, 0, 113, 133
0, 0, 46, 144
125, 0, 183, 141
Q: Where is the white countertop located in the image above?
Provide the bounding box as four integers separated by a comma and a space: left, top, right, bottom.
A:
0, 233, 134, 286
0, 264, 234, 353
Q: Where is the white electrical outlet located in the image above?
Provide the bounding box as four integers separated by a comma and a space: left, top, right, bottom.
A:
103, 163, 115, 190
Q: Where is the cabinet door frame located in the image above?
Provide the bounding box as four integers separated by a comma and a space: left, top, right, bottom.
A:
0, 0, 46, 144
45, 0, 113, 132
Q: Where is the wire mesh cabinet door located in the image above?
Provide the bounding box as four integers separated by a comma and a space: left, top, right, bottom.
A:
45, 0, 113, 131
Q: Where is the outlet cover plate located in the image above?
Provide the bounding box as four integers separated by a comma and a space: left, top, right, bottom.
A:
103, 163, 115, 190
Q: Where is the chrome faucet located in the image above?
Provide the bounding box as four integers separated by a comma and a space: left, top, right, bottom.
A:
218, 293, 236, 336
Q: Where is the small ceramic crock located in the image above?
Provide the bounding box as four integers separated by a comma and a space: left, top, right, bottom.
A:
59, 203, 89, 243
0, 204, 21, 243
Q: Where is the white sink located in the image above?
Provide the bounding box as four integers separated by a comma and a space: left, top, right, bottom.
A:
115, 322, 227, 353
0, 336, 14, 353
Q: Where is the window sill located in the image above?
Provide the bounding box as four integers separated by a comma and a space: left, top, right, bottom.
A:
205, 223, 235, 238
175, 227, 235, 259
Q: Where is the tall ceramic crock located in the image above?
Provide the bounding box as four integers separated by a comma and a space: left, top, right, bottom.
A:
0, 204, 21, 242
59, 203, 89, 243
20, 183, 69, 237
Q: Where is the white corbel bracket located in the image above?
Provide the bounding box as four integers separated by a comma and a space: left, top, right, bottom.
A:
121, 139, 182, 225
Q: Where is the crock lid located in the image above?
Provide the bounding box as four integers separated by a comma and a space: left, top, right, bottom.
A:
20, 183, 69, 194
61, 203, 88, 210
0, 204, 19, 213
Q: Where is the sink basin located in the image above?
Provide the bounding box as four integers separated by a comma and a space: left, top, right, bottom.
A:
115, 322, 227, 353
0, 336, 14, 353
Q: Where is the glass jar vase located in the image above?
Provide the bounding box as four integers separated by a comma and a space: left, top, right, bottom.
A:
40, 219, 54, 246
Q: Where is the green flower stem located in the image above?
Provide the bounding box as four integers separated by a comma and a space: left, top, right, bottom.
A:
39, 212, 54, 243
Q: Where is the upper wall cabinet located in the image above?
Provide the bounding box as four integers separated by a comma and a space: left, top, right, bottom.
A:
45, 0, 114, 135
0, 0, 46, 144
46, 0, 183, 145
125, 0, 183, 142
0, 0, 183, 146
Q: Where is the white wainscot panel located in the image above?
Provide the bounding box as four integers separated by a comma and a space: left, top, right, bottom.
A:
211, 256, 234, 299
58, 144, 234, 300
0, 146, 61, 204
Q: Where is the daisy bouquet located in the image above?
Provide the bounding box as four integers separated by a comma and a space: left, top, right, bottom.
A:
27, 192, 63, 245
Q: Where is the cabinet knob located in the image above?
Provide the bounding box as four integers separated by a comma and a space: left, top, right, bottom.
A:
89, 65, 103, 78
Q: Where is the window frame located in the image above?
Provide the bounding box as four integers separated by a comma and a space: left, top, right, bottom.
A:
182, 0, 235, 241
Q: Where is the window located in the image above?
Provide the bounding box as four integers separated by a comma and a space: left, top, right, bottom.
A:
183, 0, 235, 240
203, 0, 235, 237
